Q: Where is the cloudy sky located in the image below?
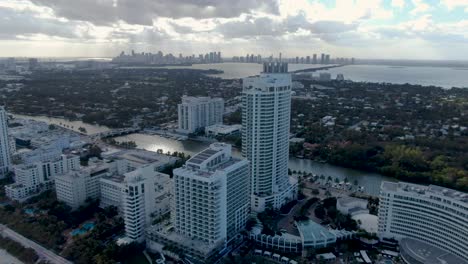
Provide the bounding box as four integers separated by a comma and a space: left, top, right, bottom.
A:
1, 0, 468, 59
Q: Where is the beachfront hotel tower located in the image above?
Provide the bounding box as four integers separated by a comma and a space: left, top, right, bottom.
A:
242, 62, 297, 212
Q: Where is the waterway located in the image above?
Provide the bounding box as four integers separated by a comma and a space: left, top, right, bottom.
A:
160, 63, 467, 88
13, 115, 394, 196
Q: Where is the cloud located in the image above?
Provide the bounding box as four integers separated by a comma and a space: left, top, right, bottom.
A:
0, 6, 84, 40
410, 0, 430, 15
309, 21, 359, 34
30, 0, 279, 25
441, 0, 468, 10
391, 0, 406, 8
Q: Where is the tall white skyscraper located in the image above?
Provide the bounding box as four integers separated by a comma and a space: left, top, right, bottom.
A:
177, 96, 224, 133
242, 62, 297, 212
0, 106, 11, 178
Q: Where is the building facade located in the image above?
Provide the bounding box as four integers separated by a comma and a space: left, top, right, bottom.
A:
122, 167, 171, 242
5, 154, 80, 201
177, 96, 224, 133
242, 62, 296, 212
0, 106, 11, 178
147, 143, 250, 263
100, 166, 172, 242
55, 159, 110, 209
378, 181, 468, 261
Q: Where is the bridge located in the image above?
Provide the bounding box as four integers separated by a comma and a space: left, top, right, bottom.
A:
292, 64, 345, 74
90, 127, 140, 139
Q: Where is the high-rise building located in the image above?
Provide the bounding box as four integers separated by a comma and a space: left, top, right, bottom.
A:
147, 143, 250, 262
320, 53, 325, 64
313, 54, 317, 64
378, 182, 468, 262
177, 96, 224, 134
242, 62, 297, 212
325, 54, 330, 64
0, 107, 11, 178
122, 167, 170, 242
173, 143, 249, 243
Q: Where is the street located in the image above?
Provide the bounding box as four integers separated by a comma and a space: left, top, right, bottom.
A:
0, 224, 72, 264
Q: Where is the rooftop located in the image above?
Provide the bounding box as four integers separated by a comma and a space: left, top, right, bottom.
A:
103, 149, 178, 166
400, 238, 468, 264
181, 96, 223, 104
381, 181, 468, 203
147, 225, 223, 255
296, 220, 336, 243
188, 148, 220, 165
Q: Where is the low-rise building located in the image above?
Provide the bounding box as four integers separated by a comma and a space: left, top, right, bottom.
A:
55, 159, 111, 209
204, 124, 241, 137
5, 154, 80, 201
337, 197, 369, 216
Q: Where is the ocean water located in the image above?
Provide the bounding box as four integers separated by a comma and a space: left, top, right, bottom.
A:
163, 63, 468, 88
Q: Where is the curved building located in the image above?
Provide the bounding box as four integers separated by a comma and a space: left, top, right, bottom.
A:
378, 182, 468, 261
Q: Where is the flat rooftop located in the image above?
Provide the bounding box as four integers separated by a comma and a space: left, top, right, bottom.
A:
188, 148, 220, 165
381, 181, 468, 203
147, 225, 222, 255
103, 149, 178, 165
101, 174, 125, 183
400, 238, 468, 264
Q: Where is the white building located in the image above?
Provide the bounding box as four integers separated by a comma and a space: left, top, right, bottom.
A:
337, 197, 369, 216
147, 143, 250, 262
102, 148, 179, 173
100, 166, 172, 242
204, 124, 241, 137
378, 181, 468, 261
5, 154, 80, 201
177, 96, 224, 133
123, 167, 171, 242
55, 159, 111, 209
0, 106, 11, 178
242, 62, 297, 212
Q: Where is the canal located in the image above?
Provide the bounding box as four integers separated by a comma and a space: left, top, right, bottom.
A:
13, 115, 394, 196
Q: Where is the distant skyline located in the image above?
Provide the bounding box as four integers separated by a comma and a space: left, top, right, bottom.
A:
1, 0, 468, 60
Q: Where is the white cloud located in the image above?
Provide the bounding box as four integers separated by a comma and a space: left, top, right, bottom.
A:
441, 0, 468, 10
391, 0, 406, 8
410, 0, 430, 15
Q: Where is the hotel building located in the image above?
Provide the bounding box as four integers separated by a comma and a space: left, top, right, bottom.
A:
242, 62, 297, 212
378, 181, 468, 262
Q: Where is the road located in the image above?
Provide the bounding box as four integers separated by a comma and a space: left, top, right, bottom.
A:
0, 224, 72, 264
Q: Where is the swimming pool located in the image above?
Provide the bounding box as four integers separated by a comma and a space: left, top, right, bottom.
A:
70, 222, 95, 236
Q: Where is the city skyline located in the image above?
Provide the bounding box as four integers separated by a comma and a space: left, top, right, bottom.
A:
1, 0, 468, 60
